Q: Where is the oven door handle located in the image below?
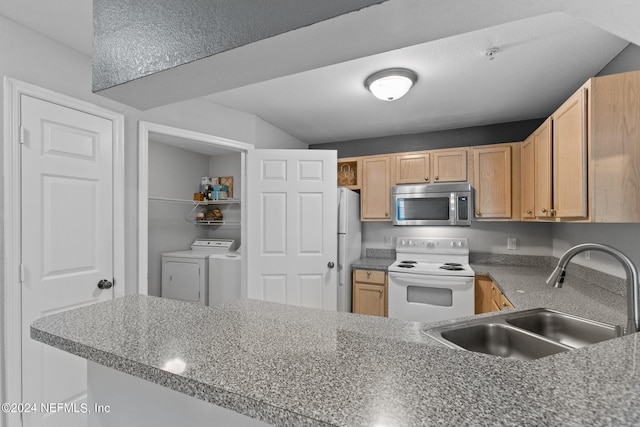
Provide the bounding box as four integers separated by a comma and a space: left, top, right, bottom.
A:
388, 273, 474, 289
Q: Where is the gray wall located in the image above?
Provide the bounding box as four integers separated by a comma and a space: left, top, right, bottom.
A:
597, 43, 640, 76
309, 119, 544, 158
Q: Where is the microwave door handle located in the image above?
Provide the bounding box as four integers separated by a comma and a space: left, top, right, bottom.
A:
450, 193, 457, 225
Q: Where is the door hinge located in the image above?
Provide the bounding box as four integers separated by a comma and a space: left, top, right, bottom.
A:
19, 264, 25, 283
19, 126, 25, 144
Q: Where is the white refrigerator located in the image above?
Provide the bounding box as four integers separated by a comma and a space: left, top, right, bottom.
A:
337, 187, 362, 312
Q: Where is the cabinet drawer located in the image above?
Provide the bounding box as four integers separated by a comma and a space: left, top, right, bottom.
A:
354, 269, 386, 285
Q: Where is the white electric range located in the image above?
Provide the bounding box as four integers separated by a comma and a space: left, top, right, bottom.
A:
387, 237, 475, 323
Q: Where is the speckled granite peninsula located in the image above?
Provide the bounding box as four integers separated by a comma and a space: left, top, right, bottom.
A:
32, 265, 640, 426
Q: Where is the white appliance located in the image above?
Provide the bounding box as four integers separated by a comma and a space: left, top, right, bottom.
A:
388, 237, 475, 322
391, 183, 473, 226
208, 251, 242, 307
162, 239, 237, 305
337, 187, 362, 312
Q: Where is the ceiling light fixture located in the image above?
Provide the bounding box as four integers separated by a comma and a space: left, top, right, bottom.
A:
365, 68, 418, 102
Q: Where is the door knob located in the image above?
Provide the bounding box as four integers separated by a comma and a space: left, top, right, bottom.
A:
327, 262, 335, 269
98, 279, 113, 290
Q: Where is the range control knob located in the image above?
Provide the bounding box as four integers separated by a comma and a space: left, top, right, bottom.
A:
400, 240, 406, 246
427, 241, 435, 248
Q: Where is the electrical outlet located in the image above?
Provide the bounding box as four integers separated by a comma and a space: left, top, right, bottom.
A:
507, 238, 517, 250
584, 250, 591, 260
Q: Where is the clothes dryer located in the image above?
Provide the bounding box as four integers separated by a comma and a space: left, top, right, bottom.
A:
162, 239, 237, 305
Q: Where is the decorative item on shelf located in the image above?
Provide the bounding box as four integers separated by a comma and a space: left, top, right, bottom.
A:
194, 193, 205, 201
196, 212, 205, 221
205, 208, 223, 221
338, 164, 356, 187
219, 176, 234, 198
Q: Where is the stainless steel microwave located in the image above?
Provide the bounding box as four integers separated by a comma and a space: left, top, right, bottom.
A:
391, 183, 473, 226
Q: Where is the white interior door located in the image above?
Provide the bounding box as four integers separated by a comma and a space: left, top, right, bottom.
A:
246, 149, 337, 310
20, 94, 115, 427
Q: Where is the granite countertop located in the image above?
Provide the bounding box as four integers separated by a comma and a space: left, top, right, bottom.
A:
350, 257, 394, 271
31, 265, 640, 426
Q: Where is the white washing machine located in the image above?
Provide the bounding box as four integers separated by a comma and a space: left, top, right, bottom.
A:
208, 251, 242, 307
162, 239, 237, 305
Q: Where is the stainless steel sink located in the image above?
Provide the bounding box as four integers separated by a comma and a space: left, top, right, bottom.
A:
440, 322, 571, 361
505, 310, 620, 348
422, 308, 620, 360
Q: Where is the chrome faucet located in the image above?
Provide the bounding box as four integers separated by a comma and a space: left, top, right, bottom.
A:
546, 243, 640, 335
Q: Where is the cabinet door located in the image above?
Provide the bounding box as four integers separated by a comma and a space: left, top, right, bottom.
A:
352, 282, 386, 317
362, 155, 392, 220
534, 118, 553, 218
474, 275, 495, 314
521, 136, 535, 219
553, 88, 588, 218
432, 149, 467, 182
473, 145, 512, 219
395, 152, 430, 184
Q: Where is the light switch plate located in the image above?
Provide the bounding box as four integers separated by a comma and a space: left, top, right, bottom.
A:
507, 238, 517, 250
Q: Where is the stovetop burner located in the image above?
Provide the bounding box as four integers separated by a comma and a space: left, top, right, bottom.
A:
397, 264, 415, 268
439, 265, 465, 271
443, 262, 463, 267
399, 260, 417, 264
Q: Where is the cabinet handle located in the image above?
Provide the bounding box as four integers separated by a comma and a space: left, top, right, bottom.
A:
425, 176, 429, 181
541, 208, 547, 214
550, 209, 556, 216
476, 211, 481, 216
385, 212, 389, 217
435, 176, 439, 181
526, 210, 532, 215
378, 289, 383, 293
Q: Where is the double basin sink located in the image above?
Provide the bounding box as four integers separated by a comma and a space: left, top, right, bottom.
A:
422, 308, 621, 361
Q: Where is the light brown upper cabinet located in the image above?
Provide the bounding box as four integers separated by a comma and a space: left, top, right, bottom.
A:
432, 148, 468, 182
394, 148, 467, 184
552, 88, 588, 219
534, 118, 553, 219
471, 142, 521, 220
591, 70, 640, 222
361, 154, 393, 221
520, 69, 640, 223
521, 136, 535, 219
395, 152, 430, 184
521, 118, 553, 221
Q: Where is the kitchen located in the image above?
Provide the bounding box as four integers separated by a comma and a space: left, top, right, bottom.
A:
3, 1, 640, 426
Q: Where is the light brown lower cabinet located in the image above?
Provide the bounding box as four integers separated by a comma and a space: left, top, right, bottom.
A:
475, 275, 513, 314
352, 269, 387, 317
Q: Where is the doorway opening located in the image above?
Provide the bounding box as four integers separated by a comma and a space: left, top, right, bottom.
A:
137, 122, 254, 297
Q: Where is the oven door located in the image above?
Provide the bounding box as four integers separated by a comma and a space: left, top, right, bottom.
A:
387, 272, 474, 323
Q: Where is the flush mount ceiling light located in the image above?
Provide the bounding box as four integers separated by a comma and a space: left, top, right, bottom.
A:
365, 68, 418, 102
